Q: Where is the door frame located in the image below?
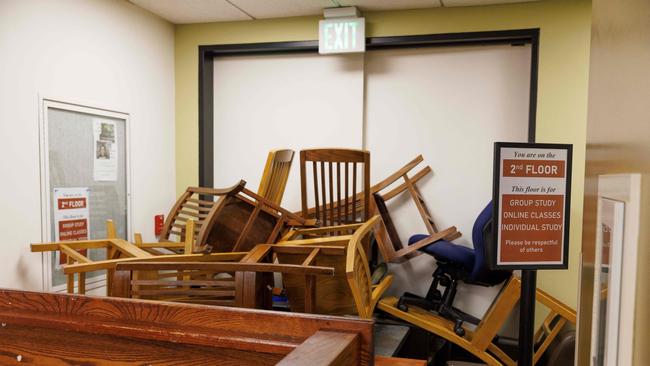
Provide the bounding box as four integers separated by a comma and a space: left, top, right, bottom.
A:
198, 29, 540, 187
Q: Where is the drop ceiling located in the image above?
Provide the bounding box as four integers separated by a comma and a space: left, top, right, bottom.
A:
129, 0, 540, 24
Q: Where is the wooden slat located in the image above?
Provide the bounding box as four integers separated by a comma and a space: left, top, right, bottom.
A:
186, 197, 216, 206
369, 154, 424, 193
337, 162, 342, 225
274, 246, 345, 256
116, 262, 336, 276
63, 252, 247, 274
30, 240, 110, 252
276, 235, 353, 246
131, 280, 236, 288
471, 277, 521, 350
320, 161, 327, 226
345, 162, 350, 222
279, 223, 362, 237
182, 203, 213, 213
59, 244, 91, 264
352, 162, 357, 222
137, 242, 185, 249
381, 166, 431, 201
302, 248, 320, 266
109, 239, 153, 258
131, 289, 236, 297
178, 209, 208, 219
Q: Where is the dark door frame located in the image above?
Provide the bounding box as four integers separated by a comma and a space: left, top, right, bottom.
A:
198, 28, 539, 187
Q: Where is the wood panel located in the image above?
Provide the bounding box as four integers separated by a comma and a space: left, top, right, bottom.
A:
0, 289, 374, 365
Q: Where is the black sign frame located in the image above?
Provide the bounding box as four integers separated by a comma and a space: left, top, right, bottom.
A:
490, 142, 573, 270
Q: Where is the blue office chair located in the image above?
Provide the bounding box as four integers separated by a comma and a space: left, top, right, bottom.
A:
395, 201, 512, 336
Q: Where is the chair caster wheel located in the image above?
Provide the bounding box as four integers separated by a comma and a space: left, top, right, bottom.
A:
454, 326, 465, 337
397, 302, 408, 312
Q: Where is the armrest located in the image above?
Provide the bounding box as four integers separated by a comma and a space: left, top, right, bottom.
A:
392, 226, 457, 258
371, 274, 394, 311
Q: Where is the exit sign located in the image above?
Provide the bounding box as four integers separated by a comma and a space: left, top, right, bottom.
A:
319, 18, 365, 54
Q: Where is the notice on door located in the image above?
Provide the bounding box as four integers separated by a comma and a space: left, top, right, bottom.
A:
53, 187, 90, 266
491, 143, 572, 269
93, 119, 118, 181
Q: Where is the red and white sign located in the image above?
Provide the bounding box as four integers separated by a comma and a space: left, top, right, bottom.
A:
492, 143, 572, 269
53, 187, 90, 265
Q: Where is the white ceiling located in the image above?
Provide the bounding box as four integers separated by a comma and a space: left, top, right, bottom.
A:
129, 0, 541, 24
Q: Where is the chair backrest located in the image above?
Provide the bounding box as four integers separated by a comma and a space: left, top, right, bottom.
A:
470, 201, 511, 284
371, 156, 460, 263
300, 148, 370, 226
257, 149, 294, 205
346, 216, 393, 319
159, 181, 246, 249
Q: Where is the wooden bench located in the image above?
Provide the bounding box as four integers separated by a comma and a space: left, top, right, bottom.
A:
0, 288, 373, 365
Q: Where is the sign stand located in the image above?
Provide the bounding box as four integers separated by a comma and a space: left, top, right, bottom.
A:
519, 270, 537, 366
490, 142, 572, 365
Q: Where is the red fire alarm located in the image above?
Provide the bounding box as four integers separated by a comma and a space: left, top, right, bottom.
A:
154, 214, 164, 236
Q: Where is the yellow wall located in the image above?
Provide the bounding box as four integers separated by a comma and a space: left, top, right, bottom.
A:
175, 0, 591, 307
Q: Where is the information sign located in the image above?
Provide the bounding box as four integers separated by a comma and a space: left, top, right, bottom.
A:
491, 142, 572, 269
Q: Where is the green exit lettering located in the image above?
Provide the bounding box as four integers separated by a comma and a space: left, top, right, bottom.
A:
323, 21, 358, 51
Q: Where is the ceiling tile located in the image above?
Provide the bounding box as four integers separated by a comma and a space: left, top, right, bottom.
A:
337, 0, 442, 12
442, 0, 539, 7
129, 0, 252, 24
229, 0, 335, 19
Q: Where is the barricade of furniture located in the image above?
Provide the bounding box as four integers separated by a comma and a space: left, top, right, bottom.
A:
26, 149, 579, 365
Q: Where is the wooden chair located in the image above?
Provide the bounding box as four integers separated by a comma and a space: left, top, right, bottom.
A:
345, 215, 393, 319
300, 148, 371, 226
0, 288, 374, 366
155, 181, 246, 253
112, 244, 336, 312
371, 155, 460, 263
158, 181, 308, 254
31, 219, 154, 295
276, 222, 367, 315
257, 149, 294, 205
378, 276, 577, 366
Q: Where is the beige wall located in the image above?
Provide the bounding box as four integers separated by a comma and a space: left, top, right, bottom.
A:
577, 0, 650, 364
174, 0, 591, 307
0, 0, 176, 291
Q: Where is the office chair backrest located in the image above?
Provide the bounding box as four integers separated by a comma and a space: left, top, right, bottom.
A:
470, 201, 511, 284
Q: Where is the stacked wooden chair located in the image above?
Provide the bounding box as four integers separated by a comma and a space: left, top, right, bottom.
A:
300, 148, 371, 226
31, 149, 301, 294
257, 148, 294, 205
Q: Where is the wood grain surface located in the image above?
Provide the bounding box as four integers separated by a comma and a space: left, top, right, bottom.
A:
0, 288, 374, 365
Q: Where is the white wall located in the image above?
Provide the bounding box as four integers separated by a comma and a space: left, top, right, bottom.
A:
213, 53, 364, 211
0, 0, 175, 291
364, 45, 531, 320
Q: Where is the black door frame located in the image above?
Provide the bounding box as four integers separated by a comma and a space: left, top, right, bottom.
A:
198, 28, 539, 187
